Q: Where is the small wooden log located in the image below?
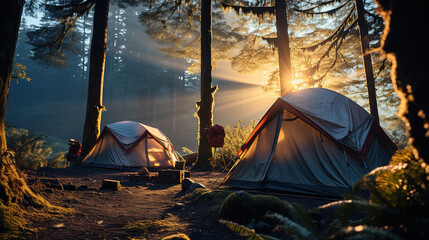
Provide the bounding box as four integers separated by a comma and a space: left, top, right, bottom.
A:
100, 179, 121, 191
158, 170, 184, 184
129, 174, 141, 182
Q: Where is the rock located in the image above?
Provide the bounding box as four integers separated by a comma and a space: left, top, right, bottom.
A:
138, 167, 150, 176
181, 178, 194, 192
100, 179, 121, 191
172, 202, 185, 210
185, 182, 206, 194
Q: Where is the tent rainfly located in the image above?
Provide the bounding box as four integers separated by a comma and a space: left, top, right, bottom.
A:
222, 88, 397, 197
83, 121, 178, 169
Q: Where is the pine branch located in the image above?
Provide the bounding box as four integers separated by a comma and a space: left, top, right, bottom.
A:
220, 1, 275, 17
262, 37, 277, 48
294, 0, 352, 17
299, 5, 356, 51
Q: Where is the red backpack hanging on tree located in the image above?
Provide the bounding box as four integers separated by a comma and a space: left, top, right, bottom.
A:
208, 124, 225, 148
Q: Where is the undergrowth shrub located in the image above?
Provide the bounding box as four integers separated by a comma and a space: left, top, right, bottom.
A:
181, 188, 232, 216
350, 148, 429, 239
219, 191, 308, 226
6, 126, 66, 170
211, 120, 256, 171
221, 148, 427, 239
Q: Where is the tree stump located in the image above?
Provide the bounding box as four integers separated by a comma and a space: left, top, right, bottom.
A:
100, 179, 121, 191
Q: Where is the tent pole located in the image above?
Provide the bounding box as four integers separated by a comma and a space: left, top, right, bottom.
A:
260, 112, 283, 182
145, 137, 149, 167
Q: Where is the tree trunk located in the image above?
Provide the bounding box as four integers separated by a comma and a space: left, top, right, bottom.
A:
355, 0, 379, 122
0, 4, 52, 233
376, 0, 429, 162
194, 0, 216, 170
81, 0, 110, 158
275, 0, 293, 96
0, 0, 24, 153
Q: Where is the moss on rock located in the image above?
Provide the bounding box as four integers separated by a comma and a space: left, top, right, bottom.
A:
219, 191, 292, 224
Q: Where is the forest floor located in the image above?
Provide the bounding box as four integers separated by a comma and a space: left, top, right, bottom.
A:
25, 166, 335, 240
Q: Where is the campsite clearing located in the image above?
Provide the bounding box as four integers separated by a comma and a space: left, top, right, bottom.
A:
27, 166, 333, 239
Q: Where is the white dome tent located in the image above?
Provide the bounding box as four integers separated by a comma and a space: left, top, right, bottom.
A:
222, 88, 397, 197
83, 121, 178, 169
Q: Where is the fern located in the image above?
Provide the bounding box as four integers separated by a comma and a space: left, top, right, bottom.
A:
220, 219, 280, 240
284, 202, 319, 234
331, 225, 403, 240
315, 199, 401, 235
264, 213, 317, 240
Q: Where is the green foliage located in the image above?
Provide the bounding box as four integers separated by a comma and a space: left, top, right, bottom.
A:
123, 219, 177, 232
351, 148, 429, 238
331, 225, 403, 240
181, 188, 232, 216
182, 147, 194, 155
11, 63, 31, 84
161, 233, 190, 240
219, 191, 304, 225
211, 120, 256, 170
6, 127, 66, 170
220, 219, 280, 240
264, 213, 317, 240
221, 149, 427, 239
0, 202, 26, 239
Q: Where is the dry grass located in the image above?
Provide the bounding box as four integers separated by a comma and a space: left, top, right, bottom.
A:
123, 219, 178, 232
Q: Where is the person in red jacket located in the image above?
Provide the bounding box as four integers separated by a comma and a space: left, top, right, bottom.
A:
66, 139, 81, 167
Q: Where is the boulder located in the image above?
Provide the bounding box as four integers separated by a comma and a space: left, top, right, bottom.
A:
181, 178, 194, 192
185, 182, 207, 194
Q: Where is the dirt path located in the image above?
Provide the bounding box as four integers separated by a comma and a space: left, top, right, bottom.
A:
28, 167, 238, 240
27, 166, 334, 240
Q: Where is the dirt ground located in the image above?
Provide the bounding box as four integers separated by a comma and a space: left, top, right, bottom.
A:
26, 166, 335, 240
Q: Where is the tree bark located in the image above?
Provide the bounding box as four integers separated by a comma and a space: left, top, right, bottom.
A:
0, 0, 25, 153
194, 0, 216, 170
0, 2, 51, 223
275, 0, 293, 96
355, 0, 379, 122
376, 0, 429, 162
81, 0, 110, 158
